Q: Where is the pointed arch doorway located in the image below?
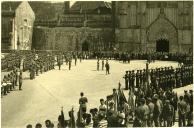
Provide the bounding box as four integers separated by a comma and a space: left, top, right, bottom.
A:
156, 39, 169, 52
82, 40, 89, 51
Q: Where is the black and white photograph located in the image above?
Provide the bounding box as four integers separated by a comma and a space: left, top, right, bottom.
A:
1, 1, 193, 127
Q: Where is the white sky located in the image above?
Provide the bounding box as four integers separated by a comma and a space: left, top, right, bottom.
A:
50, 1, 111, 7
50, 1, 76, 7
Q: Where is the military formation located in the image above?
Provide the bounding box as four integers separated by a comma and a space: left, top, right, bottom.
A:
2, 51, 192, 72
1, 50, 193, 127
123, 65, 193, 92
1, 67, 23, 96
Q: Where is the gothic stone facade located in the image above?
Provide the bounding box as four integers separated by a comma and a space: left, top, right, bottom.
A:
1, 1, 35, 50
114, 1, 193, 53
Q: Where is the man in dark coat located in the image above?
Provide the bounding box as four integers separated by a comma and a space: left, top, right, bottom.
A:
105, 60, 110, 75
123, 71, 129, 90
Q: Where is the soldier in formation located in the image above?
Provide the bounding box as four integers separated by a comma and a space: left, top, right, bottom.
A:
105, 60, 110, 75
97, 59, 100, 71
102, 59, 104, 70
1, 68, 23, 97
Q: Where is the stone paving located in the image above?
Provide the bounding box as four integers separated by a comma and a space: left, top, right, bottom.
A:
1, 59, 192, 127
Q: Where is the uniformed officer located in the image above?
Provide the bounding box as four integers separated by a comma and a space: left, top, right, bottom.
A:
29, 64, 33, 80
142, 69, 146, 86
19, 71, 23, 90
2, 76, 7, 95
75, 54, 77, 66
139, 70, 143, 86
105, 60, 110, 75
136, 70, 140, 88
128, 71, 132, 91
7, 74, 12, 92
102, 59, 104, 71
35, 62, 39, 76
131, 70, 135, 91
123, 71, 129, 90
10, 72, 15, 90
69, 58, 72, 70
97, 59, 100, 71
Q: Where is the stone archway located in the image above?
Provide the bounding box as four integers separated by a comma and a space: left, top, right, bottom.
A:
146, 13, 178, 52
156, 38, 169, 52
82, 40, 89, 51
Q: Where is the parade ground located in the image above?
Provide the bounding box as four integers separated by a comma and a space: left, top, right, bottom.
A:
1, 60, 192, 127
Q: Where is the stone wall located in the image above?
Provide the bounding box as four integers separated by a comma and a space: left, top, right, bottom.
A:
15, 1, 35, 50
32, 27, 113, 51
115, 1, 193, 53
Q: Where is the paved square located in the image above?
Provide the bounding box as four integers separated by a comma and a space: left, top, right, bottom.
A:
1, 60, 191, 127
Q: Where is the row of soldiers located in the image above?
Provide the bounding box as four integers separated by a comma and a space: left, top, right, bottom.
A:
150, 65, 193, 91
123, 65, 193, 92
68, 51, 192, 65
2, 50, 192, 71
29, 53, 56, 80
1, 67, 23, 96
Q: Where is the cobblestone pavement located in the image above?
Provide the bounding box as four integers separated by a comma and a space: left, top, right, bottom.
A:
2, 60, 191, 128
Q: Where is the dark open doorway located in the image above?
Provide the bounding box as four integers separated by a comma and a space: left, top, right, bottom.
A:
156, 39, 169, 52
82, 41, 89, 51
